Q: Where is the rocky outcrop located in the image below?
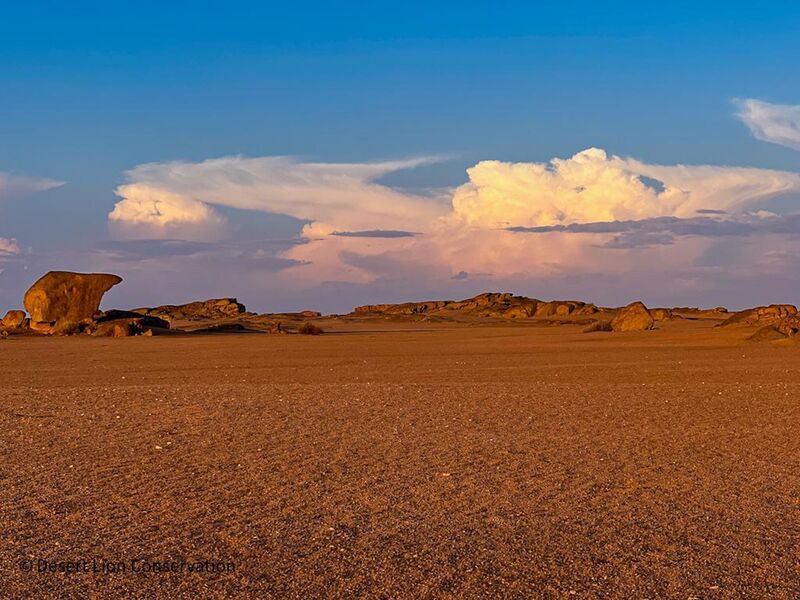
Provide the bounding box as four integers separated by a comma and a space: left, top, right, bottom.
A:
610, 302, 655, 332
1, 310, 26, 329
650, 308, 673, 321
24, 271, 122, 333
749, 314, 800, 341
7, 272, 291, 337
503, 304, 536, 319
534, 301, 596, 318
352, 293, 598, 321
91, 315, 170, 337
354, 300, 451, 315
774, 315, 800, 337
719, 305, 797, 328
87, 311, 170, 337
354, 293, 535, 318
133, 298, 246, 322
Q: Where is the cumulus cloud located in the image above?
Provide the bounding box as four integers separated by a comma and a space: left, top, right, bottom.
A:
109, 156, 448, 240
450, 148, 800, 228
108, 187, 229, 241
0, 172, 63, 202
735, 99, 800, 150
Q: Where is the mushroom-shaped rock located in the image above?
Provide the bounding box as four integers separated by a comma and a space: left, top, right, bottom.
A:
610, 302, 655, 332
24, 271, 122, 331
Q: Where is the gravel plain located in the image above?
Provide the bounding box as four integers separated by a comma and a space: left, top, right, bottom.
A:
1, 320, 798, 598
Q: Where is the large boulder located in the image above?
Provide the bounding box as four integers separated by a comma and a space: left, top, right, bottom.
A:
24, 271, 122, 332
1, 310, 26, 329
610, 302, 655, 332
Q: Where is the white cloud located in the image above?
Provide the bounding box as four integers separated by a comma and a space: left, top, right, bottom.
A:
109, 155, 449, 240
109, 185, 228, 241
0, 238, 19, 255
0, 172, 63, 202
735, 98, 800, 150
450, 148, 800, 228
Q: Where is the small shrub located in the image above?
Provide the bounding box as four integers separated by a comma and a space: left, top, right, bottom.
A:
299, 322, 324, 335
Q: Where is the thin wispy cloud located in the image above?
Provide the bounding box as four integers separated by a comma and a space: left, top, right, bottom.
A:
735, 98, 800, 150
0, 172, 63, 202
0, 171, 60, 269
508, 213, 800, 238
0, 238, 20, 255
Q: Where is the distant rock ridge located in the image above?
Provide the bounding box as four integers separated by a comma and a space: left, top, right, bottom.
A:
348, 294, 742, 334
1, 272, 797, 340
353, 292, 598, 320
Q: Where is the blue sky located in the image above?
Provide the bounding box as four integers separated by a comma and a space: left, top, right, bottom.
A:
2, 3, 800, 312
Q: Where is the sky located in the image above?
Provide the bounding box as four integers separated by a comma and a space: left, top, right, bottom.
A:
2, 2, 800, 313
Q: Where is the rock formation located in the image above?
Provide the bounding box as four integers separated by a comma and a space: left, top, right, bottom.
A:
610, 302, 655, 332
3, 271, 301, 337
86, 311, 171, 337
8, 271, 800, 341
718, 304, 797, 328
92, 316, 169, 337
748, 314, 800, 341
774, 315, 800, 337
23, 271, 122, 333
352, 293, 599, 321
534, 301, 597, 318
650, 308, 673, 321
132, 298, 246, 322
1, 310, 26, 329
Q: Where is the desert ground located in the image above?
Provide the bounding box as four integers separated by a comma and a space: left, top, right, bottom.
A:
1, 319, 798, 598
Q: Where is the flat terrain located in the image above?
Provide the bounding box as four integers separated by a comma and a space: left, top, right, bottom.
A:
1, 320, 798, 598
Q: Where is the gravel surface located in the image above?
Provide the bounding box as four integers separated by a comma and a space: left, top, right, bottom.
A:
1, 321, 798, 598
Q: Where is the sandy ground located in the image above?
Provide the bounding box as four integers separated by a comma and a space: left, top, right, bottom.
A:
1, 319, 798, 598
